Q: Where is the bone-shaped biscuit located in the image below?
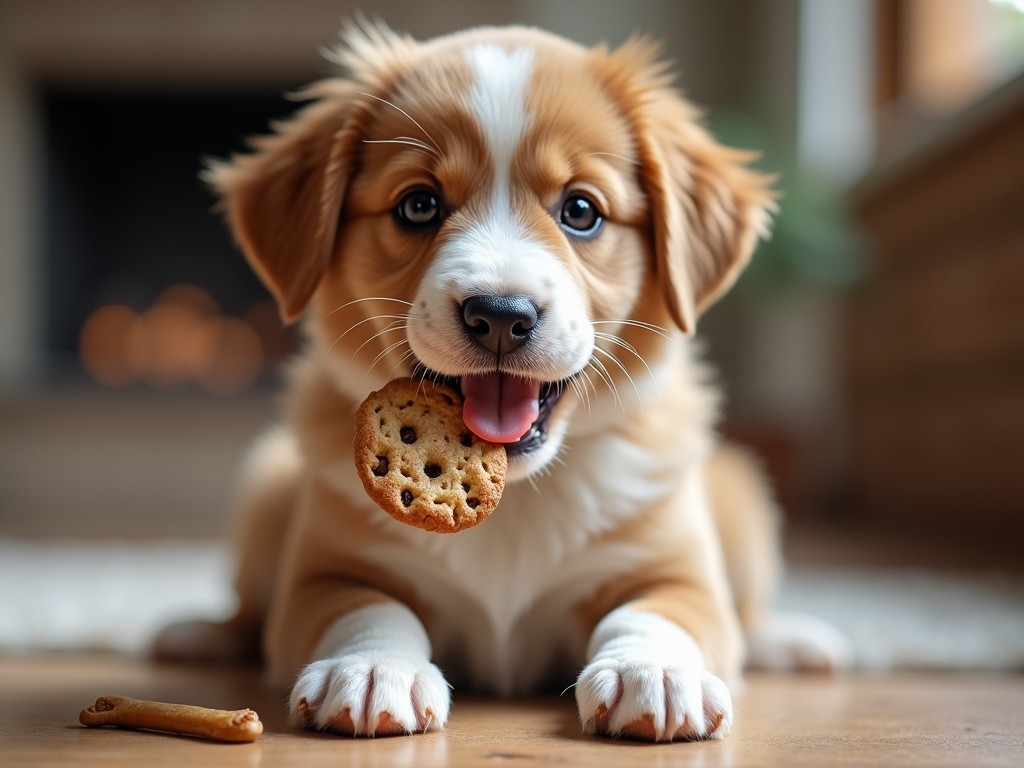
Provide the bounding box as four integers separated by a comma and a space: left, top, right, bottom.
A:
79, 695, 263, 742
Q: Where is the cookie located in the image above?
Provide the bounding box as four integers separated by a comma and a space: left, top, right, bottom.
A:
353, 378, 507, 533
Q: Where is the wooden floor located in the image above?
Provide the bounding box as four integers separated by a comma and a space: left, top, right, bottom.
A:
1, 655, 1021, 767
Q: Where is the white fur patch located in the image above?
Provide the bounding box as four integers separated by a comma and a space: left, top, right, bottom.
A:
290, 604, 450, 735
576, 606, 733, 742
465, 43, 533, 206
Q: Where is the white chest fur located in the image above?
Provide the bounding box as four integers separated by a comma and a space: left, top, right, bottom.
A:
350, 430, 676, 694
314, 341, 714, 694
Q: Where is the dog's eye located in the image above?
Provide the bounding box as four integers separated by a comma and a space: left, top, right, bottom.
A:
559, 195, 603, 237
395, 189, 443, 229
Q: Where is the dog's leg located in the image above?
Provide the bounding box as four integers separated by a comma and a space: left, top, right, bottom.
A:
287, 602, 450, 736
705, 442, 783, 632
705, 444, 853, 672
576, 595, 738, 743
575, 459, 744, 742
261, 474, 450, 737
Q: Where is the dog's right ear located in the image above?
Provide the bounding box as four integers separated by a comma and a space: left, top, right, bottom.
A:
204, 81, 364, 323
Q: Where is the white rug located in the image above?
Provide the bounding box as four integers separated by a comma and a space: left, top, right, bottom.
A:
2, 536, 1023, 671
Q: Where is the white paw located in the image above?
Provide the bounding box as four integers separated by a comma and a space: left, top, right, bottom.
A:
290, 653, 450, 736
577, 607, 733, 742
576, 656, 732, 742
746, 611, 854, 672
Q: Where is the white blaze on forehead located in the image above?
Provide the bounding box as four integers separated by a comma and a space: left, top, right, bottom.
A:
465, 43, 534, 204
444, 42, 544, 290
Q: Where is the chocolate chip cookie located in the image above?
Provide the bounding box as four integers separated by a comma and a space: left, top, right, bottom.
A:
353, 378, 507, 532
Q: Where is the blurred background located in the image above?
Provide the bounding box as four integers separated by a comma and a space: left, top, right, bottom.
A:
1, 0, 1023, 574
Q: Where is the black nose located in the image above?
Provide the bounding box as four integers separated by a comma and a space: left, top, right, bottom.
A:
461, 295, 539, 356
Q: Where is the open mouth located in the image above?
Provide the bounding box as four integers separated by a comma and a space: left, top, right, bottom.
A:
411, 362, 568, 458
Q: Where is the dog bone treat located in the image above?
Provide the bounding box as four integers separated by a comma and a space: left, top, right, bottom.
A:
354, 378, 507, 532
79, 695, 263, 742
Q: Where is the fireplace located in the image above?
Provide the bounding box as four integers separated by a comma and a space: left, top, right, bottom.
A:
42, 85, 298, 392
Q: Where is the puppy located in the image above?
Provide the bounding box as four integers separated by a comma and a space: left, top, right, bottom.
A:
156, 22, 841, 742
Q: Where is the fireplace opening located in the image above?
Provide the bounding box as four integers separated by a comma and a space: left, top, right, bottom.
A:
42, 85, 300, 392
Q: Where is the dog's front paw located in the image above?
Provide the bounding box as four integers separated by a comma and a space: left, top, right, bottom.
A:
576, 656, 732, 742
290, 654, 450, 736
577, 607, 734, 742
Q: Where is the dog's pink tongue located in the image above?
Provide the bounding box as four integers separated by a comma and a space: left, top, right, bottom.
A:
461, 373, 540, 444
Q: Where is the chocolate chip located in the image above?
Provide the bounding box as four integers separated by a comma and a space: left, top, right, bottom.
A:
424, 463, 442, 479
460, 432, 473, 448
400, 427, 417, 444
372, 456, 389, 477
462, 482, 470, 492
466, 498, 480, 509
401, 489, 414, 507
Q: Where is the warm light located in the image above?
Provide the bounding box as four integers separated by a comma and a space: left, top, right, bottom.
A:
142, 301, 215, 387
194, 317, 264, 396
158, 283, 219, 318
78, 283, 276, 394
79, 304, 150, 387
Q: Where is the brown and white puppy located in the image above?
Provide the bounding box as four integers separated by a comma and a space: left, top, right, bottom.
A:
156, 22, 849, 742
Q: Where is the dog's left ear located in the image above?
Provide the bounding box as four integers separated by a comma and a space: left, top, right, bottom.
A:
204, 80, 366, 323
628, 62, 777, 335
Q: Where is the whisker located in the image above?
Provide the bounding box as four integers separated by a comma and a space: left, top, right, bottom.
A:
353, 320, 407, 359
370, 337, 410, 368
414, 367, 430, 398
413, 364, 449, 399
367, 338, 412, 379
588, 357, 622, 412
578, 367, 598, 396
568, 373, 591, 416
325, 296, 414, 320
593, 331, 660, 398
593, 331, 640, 359
331, 314, 410, 348
578, 367, 599, 411
591, 319, 671, 339
362, 138, 438, 157
386, 348, 419, 379
357, 92, 441, 154
593, 346, 643, 410
333, 313, 405, 339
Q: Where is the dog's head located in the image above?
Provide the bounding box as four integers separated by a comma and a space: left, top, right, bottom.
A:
210, 23, 775, 481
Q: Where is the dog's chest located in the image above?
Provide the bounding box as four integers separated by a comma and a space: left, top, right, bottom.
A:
361, 434, 671, 694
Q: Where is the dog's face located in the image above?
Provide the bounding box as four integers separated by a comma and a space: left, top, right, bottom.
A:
211, 24, 774, 481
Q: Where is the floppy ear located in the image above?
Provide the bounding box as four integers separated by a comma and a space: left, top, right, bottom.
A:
205, 80, 365, 323
632, 72, 777, 334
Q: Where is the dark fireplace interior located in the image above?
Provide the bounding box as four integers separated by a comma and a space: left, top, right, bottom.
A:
42, 85, 300, 390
